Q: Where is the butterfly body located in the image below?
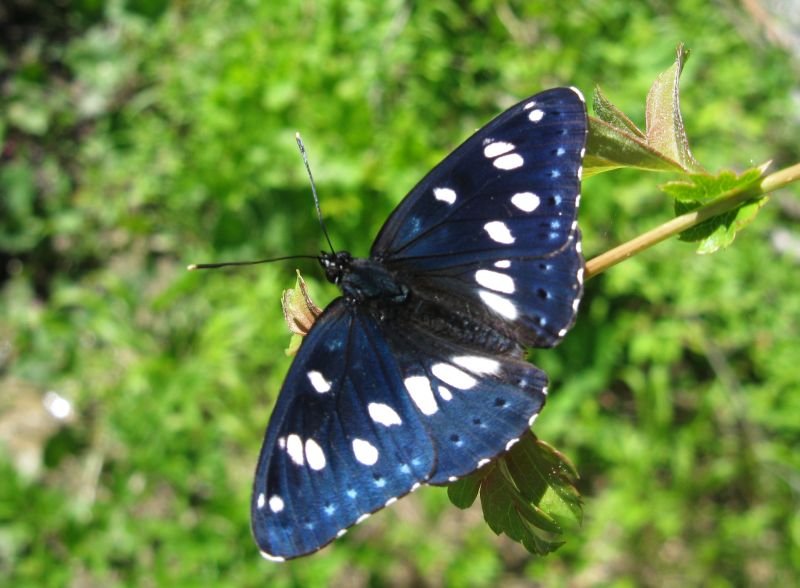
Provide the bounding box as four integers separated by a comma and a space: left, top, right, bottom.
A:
321, 252, 409, 305
252, 87, 588, 561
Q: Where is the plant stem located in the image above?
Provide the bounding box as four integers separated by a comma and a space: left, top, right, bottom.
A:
584, 162, 800, 280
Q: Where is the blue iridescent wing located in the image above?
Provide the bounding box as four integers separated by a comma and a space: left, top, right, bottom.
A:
251, 299, 434, 561
252, 298, 550, 560
382, 319, 549, 485
372, 87, 587, 347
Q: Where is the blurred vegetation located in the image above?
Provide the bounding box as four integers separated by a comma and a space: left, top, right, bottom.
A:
1, 0, 799, 586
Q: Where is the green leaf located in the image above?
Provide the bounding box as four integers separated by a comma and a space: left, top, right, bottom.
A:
662, 166, 768, 254
584, 116, 685, 178
592, 86, 645, 139
645, 43, 703, 173
447, 470, 482, 509
663, 167, 764, 204
585, 45, 711, 178
506, 437, 583, 525
452, 432, 582, 556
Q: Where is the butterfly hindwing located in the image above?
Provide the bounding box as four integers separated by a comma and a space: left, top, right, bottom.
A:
251, 299, 435, 561
384, 321, 549, 484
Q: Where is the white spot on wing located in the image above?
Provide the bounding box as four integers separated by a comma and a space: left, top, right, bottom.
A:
286, 434, 304, 465
431, 363, 477, 390
385, 497, 397, 506
479, 290, 518, 319
511, 191, 540, 213
484, 221, 515, 244
433, 187, 456, 204
505, 438, 520, 451
475, 269, 515, 294
477, 458, 491, 467
494, 259, 510, 269
336, 529, 348, 538
493, 153, 524, 170
453, 355, 500, 375
352, 438, 379, 466
268, 495, 285, 513
570, 86, 586, 102
368, 402, 402, 426
260, 551, 285, 562
356, 513, 371, 524
307, 370, 331, 393
437, 385, 453, 401
483, 141, 515, 158
305, 438, 326, 470
528, 413, 539, 426
523, 100, 537, 110
404, 375, 438, 415
257, 493, 266, 509
528, 109, 544, 122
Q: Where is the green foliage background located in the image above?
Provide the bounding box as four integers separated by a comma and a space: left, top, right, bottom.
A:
1, 1, 798, 585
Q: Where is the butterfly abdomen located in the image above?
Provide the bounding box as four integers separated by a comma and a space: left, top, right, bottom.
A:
399, 293, 523, 358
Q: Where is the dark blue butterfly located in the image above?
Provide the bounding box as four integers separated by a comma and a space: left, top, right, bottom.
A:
251, 87, 588, 561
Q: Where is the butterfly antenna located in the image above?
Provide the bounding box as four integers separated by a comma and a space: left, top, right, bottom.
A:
187, 254, 318, 271
296, 133, 336, 254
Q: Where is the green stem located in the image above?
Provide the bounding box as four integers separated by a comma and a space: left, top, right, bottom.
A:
584, 162, 800, 280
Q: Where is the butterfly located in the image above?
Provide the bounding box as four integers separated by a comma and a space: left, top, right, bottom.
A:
251, 87, 588, 561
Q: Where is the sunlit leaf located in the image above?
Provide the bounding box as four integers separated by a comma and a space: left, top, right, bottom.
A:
281, 270, 322, 356
584, 116, 684, 178
592, 86, 645, 139
645, 43, 703, 173
663, 165, 768, 253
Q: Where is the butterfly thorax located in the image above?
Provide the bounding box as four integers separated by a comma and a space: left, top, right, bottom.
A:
319, 251, 409, 305
319, 251, 520, 355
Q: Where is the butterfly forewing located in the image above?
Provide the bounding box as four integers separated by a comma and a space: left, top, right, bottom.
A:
371, 87, 587, 347
372, 87, 586, 262
252, 300, 435, 561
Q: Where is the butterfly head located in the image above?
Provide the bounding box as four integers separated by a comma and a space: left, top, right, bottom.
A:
319, 251, 352, 286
